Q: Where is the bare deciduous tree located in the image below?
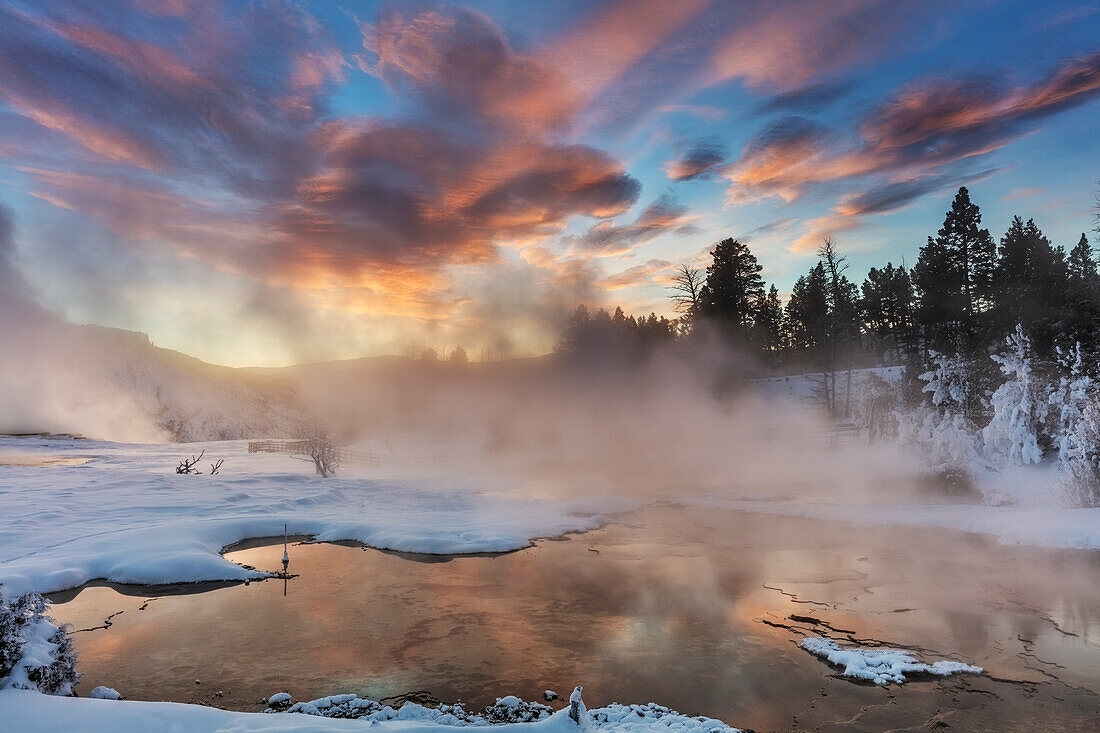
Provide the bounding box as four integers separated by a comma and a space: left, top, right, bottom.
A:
668, 264, 703, 315
308, 437, 339, 478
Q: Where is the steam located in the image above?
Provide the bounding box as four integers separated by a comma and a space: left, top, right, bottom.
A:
0, 206, 165, 442
279, 345, 922, 505
0, 203, 922, 505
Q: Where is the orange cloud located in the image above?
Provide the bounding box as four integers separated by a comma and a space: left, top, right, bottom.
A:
707, 0, 908, 93
725, 51, 1100, 227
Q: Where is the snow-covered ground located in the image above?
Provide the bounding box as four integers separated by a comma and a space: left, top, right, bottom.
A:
0, 437, 635, 598
0, 689, 742, 733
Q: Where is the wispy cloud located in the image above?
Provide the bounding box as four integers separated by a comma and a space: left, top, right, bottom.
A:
664, 140, 729, 181
563, 195, 695, 255
725, 52, 1100, 244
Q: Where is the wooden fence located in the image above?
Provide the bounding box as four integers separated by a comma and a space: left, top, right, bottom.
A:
248, 440, 442, 468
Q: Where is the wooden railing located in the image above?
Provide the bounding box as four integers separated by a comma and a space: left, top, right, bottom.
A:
762, 422, 863, 447
248, 440, 442, 468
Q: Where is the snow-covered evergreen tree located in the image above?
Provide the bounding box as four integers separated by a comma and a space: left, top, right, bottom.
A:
898, 354, 984, 477
0, 588, 80, 695
982, 325, 1047, 465
1048, 342, 1093, 467
920, 350, 973, 413
1064, 397, 1100, 507
896, 406, 983, 478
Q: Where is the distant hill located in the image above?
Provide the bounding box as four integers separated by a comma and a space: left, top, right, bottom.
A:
1, 315, 556, 443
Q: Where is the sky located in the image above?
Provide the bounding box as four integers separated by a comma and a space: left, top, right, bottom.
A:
1, 0, 1099, 367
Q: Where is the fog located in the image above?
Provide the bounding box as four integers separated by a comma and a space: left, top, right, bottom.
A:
0, 198, 927, 508
249, 340, 930, 508
0, 290, 932, 511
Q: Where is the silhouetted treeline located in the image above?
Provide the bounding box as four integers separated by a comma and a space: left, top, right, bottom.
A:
559, 186, 1100, 383
557, 305, 677, 364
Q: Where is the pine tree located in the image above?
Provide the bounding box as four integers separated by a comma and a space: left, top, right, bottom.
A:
1065, 233, 1100, 351
993, 217, 1067, 355
912, 234, 958, 353
783, 263, 829, 354
939, 187, 997, 315
860, 263, 916, 361
697, 238, 765, 342
755, 285, 784, 358
1068, 233, 1098, 281
912, 187, 996, 352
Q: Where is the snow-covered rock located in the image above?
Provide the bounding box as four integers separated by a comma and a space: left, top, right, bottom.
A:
799, 637, 982, 685
266, 692, 291, 708
87, 686, 120, 700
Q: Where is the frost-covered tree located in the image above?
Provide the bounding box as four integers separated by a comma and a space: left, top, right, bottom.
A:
0, 589, 79, 695
0, 592, 24, 680
898, 353, 984, 479
1064, 398, 1100, 507
1048, 343, 1093, 467
854, 372, 898, 443
920, 350, 979, 417
982, 325, 1047, 465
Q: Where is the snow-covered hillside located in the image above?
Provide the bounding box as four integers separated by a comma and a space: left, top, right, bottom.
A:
1, 320, 303, 442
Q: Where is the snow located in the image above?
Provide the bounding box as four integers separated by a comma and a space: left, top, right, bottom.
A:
799, 637, 982, 685
0, 689, 742, 733
268, 692, 556, 724
259, 691, 739, 733
87, 686, 120, 700
752, 366, 905, 406
0, 437, 632, 597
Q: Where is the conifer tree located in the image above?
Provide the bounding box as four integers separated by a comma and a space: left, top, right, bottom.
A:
912, 234, 957, 353
993, 216, 1067, 355
755, 285, 784, 358
697, 238, 765, 342
912, 187, 996, 352
1065, 233, 1100, 351
860, 262, 916, 360
783, 263, 829, 354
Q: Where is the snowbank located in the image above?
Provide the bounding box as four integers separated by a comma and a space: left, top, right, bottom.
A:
265, 691, 740, 733
0, 438, 632, 597
799, 637, 982, 685
0, 689, 742, 733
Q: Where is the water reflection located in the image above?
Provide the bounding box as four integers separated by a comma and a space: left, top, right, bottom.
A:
49, 506, 1100, 731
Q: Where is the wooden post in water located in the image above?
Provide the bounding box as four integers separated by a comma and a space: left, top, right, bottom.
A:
282, 523, 289, 597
